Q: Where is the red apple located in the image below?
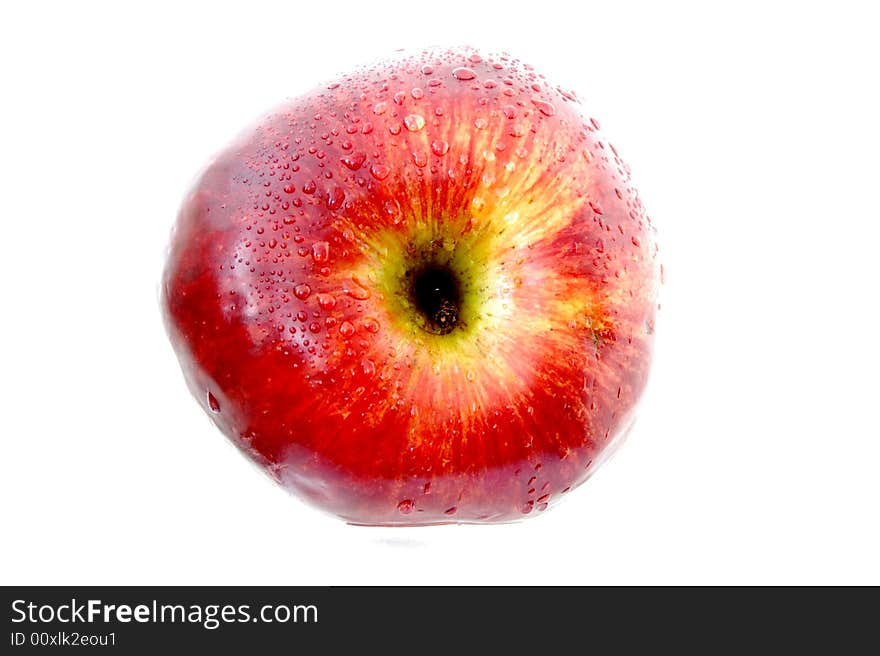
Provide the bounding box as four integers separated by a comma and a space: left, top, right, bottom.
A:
162, 46, 659, 525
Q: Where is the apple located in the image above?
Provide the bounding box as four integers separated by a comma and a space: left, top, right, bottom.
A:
162, 46, 659, 525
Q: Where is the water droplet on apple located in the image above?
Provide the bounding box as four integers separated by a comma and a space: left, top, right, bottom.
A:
431, 140, 449, 156
531, 97, 556, 116
294, 283, 311, 300
344, 275, 371, 300
361, 359, 376, 377
411, 150, 428, 167
393, 91, 406, 105
207, 392, 221, 413
317, 293, 337, 310
339, 320, 355, 337
362, 317, 380, 333
403, 114, 425, 131
383, 199, 402, 223
521, 501, 534, 514
312, 240, 330, 262
397, 499, 414, 514
474, 117, 488, 129
327, 186, 345, 210
341, 152, 366, 170
452, 67, 476, 80
444, 507, 457, 515
411, 87, 424, 99
373, 101, 388, 115
370, 164, 390, 180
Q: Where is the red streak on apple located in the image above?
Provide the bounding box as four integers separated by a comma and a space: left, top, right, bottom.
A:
162, 47, 659, 525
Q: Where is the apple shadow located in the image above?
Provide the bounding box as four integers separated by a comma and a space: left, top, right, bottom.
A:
372, 536, 430, 549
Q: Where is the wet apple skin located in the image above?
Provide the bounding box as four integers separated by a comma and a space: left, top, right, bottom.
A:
162, 47, 658, 524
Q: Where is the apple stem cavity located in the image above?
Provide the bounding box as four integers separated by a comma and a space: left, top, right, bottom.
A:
410, 264, 461, 335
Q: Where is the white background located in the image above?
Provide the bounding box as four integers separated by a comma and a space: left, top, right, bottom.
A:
2, 1, 878, 585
